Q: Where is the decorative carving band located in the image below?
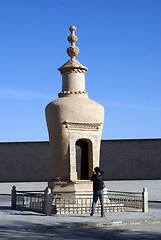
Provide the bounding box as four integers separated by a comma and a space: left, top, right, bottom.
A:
58, 91, 88, 98
64, 121, 102, 131
60, 68, 86, 74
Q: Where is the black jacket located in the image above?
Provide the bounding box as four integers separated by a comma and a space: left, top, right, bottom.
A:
91, 171, 104, 191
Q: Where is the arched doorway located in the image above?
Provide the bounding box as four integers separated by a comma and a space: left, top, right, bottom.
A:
76, 139, 89, 180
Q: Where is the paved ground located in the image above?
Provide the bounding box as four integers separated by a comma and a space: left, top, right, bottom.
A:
0, 204, 161, 239
0, 180, 161, 239
0, 180, 161, 201
0, 222, 161, 240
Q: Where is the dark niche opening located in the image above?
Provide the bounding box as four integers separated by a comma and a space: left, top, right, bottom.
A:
76, 139, 89, 180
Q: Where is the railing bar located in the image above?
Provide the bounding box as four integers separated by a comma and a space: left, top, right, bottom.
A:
108, 190, 141, 194
17, 191, 44, 193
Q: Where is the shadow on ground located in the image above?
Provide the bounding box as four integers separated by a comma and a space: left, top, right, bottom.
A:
0, 220, 161, 240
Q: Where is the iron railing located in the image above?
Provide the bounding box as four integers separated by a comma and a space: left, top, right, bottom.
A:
52, 194, 94, 214
11, 186, 148, 215
52, 191, 142, 214
16, 191, 45, 213
107, 190, 142, 211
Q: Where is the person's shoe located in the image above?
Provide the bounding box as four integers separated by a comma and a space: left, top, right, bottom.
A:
101, 215, 105, 217
90, 212, 94, 216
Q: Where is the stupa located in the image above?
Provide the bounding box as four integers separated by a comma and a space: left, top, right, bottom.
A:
45, 25, 104, 195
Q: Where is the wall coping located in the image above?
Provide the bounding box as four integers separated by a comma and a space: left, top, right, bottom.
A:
0, 138, 161, 144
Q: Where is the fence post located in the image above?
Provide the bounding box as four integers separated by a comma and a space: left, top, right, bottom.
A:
142, 187, 148, 212
44, 187, 52, 216
11, 186, 16, 210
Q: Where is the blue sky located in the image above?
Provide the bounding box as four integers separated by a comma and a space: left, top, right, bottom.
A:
0, 0, 161, 142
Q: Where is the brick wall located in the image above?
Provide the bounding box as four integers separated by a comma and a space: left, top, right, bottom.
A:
0, 139, 160, 182
0, 142, 51, 182
100, 139, 161, 180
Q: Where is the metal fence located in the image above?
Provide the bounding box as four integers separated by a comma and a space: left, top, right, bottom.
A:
52, 194, 125, 215
52, 189, 146, 214
11, 186, 46, 213
11, 186, 148, 215
52, 194, 95, 214
16, 191, 45, 213
107, 191, 142, 211
11, 186, 52, 215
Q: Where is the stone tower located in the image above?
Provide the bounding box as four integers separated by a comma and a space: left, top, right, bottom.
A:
45, 25, 104, 194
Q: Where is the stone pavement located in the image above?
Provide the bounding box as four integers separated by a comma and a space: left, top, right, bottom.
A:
0, 180, 161, 239
0, 209, 161, 240
0, 205, 161, 230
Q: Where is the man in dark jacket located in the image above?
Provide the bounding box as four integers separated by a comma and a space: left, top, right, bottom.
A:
90, 167, 105, 217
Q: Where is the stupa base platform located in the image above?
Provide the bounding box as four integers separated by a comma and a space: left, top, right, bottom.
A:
48, 180, 108, 214
48, 180, 93, 195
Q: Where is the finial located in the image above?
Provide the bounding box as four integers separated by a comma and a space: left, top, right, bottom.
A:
67, 25, 80, 60
58, 25, 88, 73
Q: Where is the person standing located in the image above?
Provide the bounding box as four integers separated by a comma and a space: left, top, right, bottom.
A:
90, 167, 105, 217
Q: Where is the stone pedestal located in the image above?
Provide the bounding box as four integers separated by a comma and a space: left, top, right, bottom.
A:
48, 180, 93, 195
